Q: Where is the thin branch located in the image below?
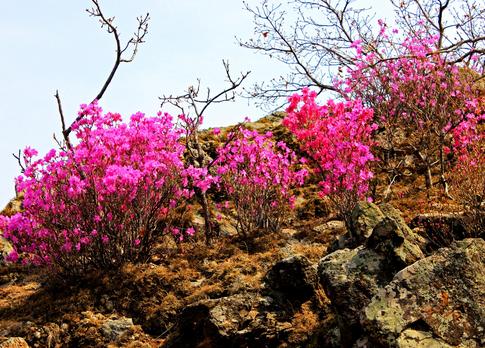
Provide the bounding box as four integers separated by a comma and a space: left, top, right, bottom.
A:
12, 150, 25, 173
55, 90, 72, 150
63, 0, 150, 138
160, 60, 250, 120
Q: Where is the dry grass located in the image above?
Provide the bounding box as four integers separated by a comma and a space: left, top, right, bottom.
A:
288, 301, 320, 344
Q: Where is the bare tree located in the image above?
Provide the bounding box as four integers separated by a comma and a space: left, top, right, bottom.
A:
241, 0, 485, 109
13, 1, 149, 195
160, 60, 250, 244
57, 0, 150, 148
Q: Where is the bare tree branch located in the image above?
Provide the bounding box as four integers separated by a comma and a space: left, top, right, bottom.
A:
160, 60, 250, 122
54, 90, 72, 150
159, 60, 250, 244
62, 0, 150, 140
242, 0, 484, 109
12, 150, 25, 174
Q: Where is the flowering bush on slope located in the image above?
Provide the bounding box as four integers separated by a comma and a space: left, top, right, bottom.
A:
0, 102, 200, 274
284, 88, 377, 228
450, 137, 485, 236
214, 128, 307, 238
340, 25, 484, 191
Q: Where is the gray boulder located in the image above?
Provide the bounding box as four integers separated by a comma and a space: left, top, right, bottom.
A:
318, 246, 392, 345
319, 203, 429, 346
165, 293, 282, 348
366, 217, 425, 268
363, 238, 485, 347
100, 317, 134, 342
264, 255, 318, 306
350, 201, 385, 243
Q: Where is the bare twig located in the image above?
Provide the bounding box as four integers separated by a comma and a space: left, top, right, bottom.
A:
12, 150, 25, 173
54, 90, 72, 150
61, 0, 150, 141
159, 60, 250, 244
242, 0, 485, 109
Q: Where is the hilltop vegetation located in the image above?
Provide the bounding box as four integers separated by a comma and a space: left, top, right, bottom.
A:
0, 0, 484, 347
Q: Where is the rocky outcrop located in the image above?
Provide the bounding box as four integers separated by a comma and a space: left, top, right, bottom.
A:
366, 217, 425, 268
327, 202, 406, 252
318, 246, 390, 343
319, 203, 426, 345
364, 238, 485, 347
318, 202, 485, 347
0, 237, 13, 265
350, 202, 385, 243
264, 255, 318, 306
166, 256, 325, 348
165, 293, 281, 348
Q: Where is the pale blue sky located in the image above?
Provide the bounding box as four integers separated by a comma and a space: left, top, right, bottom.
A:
0, 0, 394, 207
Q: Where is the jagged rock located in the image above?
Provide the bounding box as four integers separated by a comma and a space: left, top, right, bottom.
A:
366, 217, 425, 268
319, 203, 428, 346
165, 293, 280, 348
0, 338, 29, 348
350, 201, 385, 243
264, 255, 317, 306
395, 329, 475, 348
0, 237, 13, 264
100, 317, 134, 341
0, 195, 23, 217
328, 201, 388, 252
1, 196, 20, 264
363, 238, 485, 347
318, 246, 392, 345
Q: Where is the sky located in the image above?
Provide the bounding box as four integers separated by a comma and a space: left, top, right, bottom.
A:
0, 0, 395, 207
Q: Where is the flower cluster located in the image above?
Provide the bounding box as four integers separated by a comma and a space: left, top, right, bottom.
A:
284, 88, 377, 227
213, 128, 307, 238
0, 102, 199, 274
450, 138, 485, 236
285, 88, 376, 197
339, 25, 484, 186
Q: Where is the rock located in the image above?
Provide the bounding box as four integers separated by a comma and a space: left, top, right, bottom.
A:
366, 217, 425, 268
318, 246, 392, 345
0, 338, 29, 348
101, 317, 134, 342
409, 212, 469, 250
0, 236, 13, 263
396, 329, 460, 348
319, 203, 430, 345
165, 293, 279, 348
280, 228, 298, 238
264, 255, 317, 306
350, 201, 385, 243
0, 196, 18, 264
363, 238, 485, 347
0, 196, 23, 217
313, 220, 346, 235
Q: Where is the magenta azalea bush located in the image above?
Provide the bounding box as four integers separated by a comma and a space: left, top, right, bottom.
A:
284, 88, 377, 227
339, 25, 484, 189
0, 102, 201, 274
214, 128, 307, 238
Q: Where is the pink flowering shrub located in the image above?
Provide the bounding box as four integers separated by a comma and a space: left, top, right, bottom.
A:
339, 25, 484, 190
0, 102, 199, 275
213, 128, 307, 238
284, 88, 377, 228
450, 137, 485, 236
